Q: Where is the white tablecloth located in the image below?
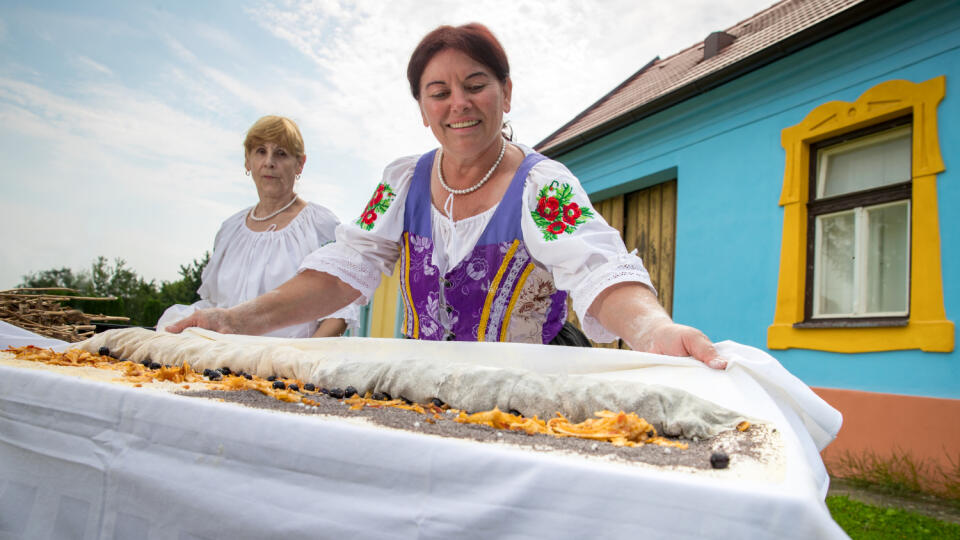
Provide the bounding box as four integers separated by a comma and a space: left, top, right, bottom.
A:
0, 329, 848, 539
0, 320, 69, 350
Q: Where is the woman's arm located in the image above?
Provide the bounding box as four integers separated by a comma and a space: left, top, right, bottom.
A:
166, 270, 360, 335
588, 282, 726, 369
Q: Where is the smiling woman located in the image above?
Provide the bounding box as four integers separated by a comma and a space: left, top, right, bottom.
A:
156, 115, 359, 338
167, 24, 725, 369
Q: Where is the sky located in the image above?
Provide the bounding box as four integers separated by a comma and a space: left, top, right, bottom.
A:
1, 0, 775, 289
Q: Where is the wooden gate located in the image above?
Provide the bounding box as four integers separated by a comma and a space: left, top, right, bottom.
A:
568, 180, 677, 348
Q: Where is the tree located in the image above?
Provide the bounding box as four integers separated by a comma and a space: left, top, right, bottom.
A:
18, 266, 92, 291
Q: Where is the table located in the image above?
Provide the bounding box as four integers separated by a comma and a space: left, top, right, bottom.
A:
0, 331, 848, 539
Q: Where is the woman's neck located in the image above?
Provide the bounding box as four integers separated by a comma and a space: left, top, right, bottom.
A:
256, 191, 298, 215
441, 138, 504, 189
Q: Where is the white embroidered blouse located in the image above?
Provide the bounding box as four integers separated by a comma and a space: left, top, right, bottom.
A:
157, 202, 359, 338
300, 144, 653, 343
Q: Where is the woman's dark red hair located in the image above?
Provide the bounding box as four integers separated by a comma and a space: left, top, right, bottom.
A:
406, 23, 510, 100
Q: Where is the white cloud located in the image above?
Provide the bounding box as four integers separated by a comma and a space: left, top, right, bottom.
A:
243, 0, 774, 149
0, 77, 244, 287
72, 54, 113, 76
1, 0, 778, 290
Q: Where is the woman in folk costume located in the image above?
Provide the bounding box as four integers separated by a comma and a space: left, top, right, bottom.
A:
169, 24, 725, 369
157, 115, 358, 338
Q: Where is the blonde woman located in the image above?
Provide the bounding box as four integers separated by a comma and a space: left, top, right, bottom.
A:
157, 115, 357, 338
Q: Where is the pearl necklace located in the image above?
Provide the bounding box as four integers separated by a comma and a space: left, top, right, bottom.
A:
437, 138, 506, 195
249, 193, 298, 222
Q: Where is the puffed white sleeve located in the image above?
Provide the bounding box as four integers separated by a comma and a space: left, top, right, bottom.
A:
299, 155, 418, 304
521, 158, 655, 343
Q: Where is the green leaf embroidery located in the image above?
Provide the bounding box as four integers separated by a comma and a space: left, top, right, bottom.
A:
356, 182, 396, 231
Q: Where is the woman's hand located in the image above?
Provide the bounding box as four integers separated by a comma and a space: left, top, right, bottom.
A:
628, 317, 726, 369
165, 308, 242, 335
589, 282, 726, 370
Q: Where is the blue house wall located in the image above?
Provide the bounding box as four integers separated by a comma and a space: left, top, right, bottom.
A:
553, 0, 959, 399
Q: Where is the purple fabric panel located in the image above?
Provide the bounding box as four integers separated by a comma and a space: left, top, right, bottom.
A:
404, 233, 440, 340
397, 235, 414, 337
477, 152, 548, 245
403, 150, 437, 237
444, 243, 505, 341
541, 290, 568, 343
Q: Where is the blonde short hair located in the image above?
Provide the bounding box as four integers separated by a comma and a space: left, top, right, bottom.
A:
243, 115, 305, 159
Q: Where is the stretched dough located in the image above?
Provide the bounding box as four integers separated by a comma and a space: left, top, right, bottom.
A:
79, 328, 752, 439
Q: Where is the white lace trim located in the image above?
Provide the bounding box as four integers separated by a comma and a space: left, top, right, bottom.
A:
571, 253, 655, 343
298, 242, 382, 305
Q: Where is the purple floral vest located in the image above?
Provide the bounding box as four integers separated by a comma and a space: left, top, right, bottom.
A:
398, 150, 568, 343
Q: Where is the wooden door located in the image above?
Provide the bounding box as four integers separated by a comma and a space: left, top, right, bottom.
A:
567, 180, 677, 349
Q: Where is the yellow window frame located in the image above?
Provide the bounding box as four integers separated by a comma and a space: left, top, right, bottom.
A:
768, 76, 953, 353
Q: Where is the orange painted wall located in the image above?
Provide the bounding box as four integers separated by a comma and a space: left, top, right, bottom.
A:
813, 387, 960, 489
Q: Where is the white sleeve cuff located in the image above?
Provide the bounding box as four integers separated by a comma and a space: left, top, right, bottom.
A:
299, 242, 385, 305
570, 252, 656, 342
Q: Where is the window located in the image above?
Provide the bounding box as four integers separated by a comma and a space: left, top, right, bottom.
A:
768, 76, 952, 352
804, 121, 912, 325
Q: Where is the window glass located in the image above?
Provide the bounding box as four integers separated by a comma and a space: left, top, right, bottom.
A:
814, 210, 856, 316
817, 127, 911, 198
865, 201, 909, 314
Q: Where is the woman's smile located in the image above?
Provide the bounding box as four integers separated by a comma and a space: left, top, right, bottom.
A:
448, 119, 481, 129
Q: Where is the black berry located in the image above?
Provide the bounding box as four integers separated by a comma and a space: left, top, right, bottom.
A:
98, 346, 110, 357
329, 388, 345, 399
208, 372, 221, 381
508, 409, 522, 417
243, 373, 253, 380
432, 398, 445, 407
149, 363, 161, 370
272, 380, 286, 390
344, 386, 358, 398
288, 384, 299, 392
267, 375, 277, 382
710, 452, 730, 469
141, 360, 151, 367
303, 383, 316, 392
372, 392, 388, 401
219, 366, 231, 375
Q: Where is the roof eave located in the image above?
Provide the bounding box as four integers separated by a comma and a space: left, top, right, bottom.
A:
536, 0, 911, 158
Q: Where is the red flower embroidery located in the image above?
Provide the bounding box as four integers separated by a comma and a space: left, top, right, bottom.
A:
530, 180, 595, 241
537, 196, 560, 221
562, 203, 581, 225
356, 182, 396, 230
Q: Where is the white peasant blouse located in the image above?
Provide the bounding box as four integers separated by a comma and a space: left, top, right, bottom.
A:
157, 202, 360, 338
300, 144, 653, 343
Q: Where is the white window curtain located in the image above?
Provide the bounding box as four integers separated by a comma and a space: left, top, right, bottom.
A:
812, 125, 911, 319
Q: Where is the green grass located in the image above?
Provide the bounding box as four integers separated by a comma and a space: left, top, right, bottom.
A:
827, 495, 960, 539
